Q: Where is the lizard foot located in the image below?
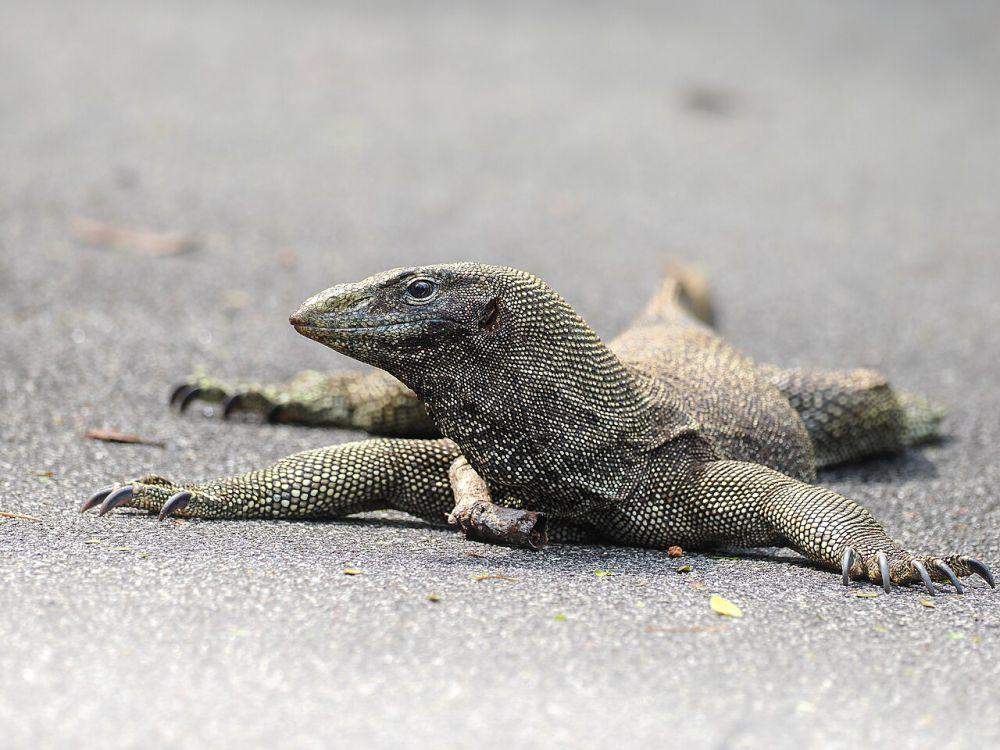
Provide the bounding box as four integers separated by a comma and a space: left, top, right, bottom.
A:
81, 476, 217, 520
169, 376, 289, 422
840, 546, 994, 595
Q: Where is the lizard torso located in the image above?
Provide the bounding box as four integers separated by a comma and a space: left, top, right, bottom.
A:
294, 264, 812, 539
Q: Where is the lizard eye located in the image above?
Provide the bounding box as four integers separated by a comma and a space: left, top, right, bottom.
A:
404, 277, 438, 304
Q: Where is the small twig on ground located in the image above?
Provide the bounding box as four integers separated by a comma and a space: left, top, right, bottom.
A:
447, 456, 547, 550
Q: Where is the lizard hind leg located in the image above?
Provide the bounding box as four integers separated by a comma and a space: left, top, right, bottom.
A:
677, 458, 995, 593
896, 390, 948, 447
760, 365, 947, 469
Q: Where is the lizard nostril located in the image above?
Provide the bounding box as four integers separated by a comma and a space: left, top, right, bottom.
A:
289, 307, 310, 327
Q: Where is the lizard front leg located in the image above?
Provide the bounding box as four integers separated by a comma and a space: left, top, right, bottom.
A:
82, 438, 459, 523
170, 369, 438, 437
684, 460, 995, 594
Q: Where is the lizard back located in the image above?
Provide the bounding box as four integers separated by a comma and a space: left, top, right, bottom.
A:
611, 321, 816, 482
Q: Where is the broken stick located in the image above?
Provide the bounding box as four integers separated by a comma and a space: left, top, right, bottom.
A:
447, 456, 547, 550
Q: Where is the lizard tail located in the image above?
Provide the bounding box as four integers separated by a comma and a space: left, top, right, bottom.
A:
897, 391, 948, 446
639, 260, 716, 328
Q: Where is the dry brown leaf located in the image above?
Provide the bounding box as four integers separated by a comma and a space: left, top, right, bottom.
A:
0, 512, 43, 522
31, 470, 55, 478
71, 216, 199, 257
667, 545, 683, 558
276, 247, 298, 270
84, 428, 165, 447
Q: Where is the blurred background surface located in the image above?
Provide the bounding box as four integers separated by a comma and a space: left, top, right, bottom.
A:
1, 1, 999, 748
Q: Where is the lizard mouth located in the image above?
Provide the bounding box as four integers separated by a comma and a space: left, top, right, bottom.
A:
290, 319, 453, 337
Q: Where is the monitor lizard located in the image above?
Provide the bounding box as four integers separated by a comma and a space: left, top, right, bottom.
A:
82, 263, 994, 595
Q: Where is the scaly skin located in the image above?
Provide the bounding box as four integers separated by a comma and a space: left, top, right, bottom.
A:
84, 263, 994, 594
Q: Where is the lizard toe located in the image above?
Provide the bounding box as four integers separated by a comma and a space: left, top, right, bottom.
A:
911, 560, 936, 595
176, 387, 203, 413
964, 557, 995, 588
934, 560, 964, 594
877, 551, 892, 593
81, 485, 115, 513
222, 393, 244, 419
97, 486, 134, 515
168, 383, 195, 406
158, 491, 194, 521
841, 547, 855, 586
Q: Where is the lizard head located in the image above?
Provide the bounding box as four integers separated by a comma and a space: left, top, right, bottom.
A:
292, 263, 651, 490
289, 263, 523, 381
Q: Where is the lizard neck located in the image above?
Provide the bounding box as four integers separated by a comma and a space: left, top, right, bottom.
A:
391, 285, 662, 494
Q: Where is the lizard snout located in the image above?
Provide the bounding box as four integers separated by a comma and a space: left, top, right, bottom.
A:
289, 299, 324, 331
288, 307, 308, 328
289, 284, 369, 332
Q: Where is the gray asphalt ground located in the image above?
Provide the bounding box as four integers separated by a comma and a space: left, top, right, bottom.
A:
2, 2, 999, 748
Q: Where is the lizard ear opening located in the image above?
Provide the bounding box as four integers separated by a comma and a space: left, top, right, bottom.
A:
477, 297, 501, 330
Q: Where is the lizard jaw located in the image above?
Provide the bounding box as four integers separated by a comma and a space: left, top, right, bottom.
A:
291, 319, 454, 340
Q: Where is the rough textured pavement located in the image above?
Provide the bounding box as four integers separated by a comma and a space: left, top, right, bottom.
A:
2, 2, 999, 748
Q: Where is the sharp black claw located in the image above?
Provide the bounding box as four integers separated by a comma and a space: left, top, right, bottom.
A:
169, 384, 194, 406
97, 486, 134, 516
177, 387, 202, 413
266, 404, 284, 424
841, 547, 855, 586
222, 394, 243, 419
158, 491, 193, 521
81, 485, 114, 513
965, 558, 995, 589
936, 561, 964, 594
877, 551, 892, 593
913, 561, 936, 596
